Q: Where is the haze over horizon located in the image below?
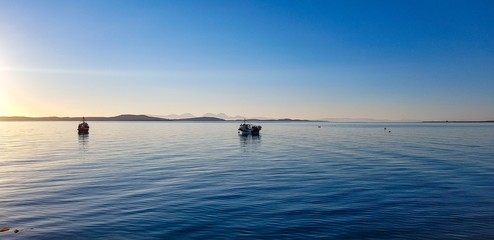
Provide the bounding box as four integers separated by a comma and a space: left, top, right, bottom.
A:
1, 1, 493, 121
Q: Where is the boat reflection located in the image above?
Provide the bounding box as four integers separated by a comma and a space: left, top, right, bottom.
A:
239, 135, 261, 151
78, 133, 89, 152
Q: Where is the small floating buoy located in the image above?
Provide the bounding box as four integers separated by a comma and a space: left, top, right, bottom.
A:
389, 130, 391, 133
384, 127, 387, 130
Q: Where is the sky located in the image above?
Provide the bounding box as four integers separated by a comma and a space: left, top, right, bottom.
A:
0, 0, 493, 121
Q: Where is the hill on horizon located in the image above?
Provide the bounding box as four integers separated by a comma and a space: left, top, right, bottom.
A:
0, 114, 318, 122
0, 114, 227, 122
154, 113, 246, 120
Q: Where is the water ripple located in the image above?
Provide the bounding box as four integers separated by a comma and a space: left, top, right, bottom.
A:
0, 122, 493, 239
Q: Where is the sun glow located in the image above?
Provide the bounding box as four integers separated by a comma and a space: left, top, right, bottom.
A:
0, 85, 11, 116
0, 77, 31, 117
0, 59, 17, 116
0, 79, 15, 116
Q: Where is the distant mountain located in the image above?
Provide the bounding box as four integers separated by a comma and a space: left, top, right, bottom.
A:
153, 113, 242, 120
203, 113, 229, 119
157, 113, 196, 119
0, 114, 224, 122
1, 114, 326, 122
3, 115, 489, 123
247, 116, 271, 120
176, 117, 225, 121
202, 113, 244, 120
243, 118, 313, 122
153, 112, 275, 121
104, 114, 170, 121
0, 114, 171, 121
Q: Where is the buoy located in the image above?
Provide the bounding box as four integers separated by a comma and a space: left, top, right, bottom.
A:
389, 130, 391, 133
384, 127, 387, 130
14, 229, 19, 233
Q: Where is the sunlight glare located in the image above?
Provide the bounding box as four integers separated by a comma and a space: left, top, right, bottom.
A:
0, 78, 27, 117
0, 84, 9, 116
0, 79, 13, 116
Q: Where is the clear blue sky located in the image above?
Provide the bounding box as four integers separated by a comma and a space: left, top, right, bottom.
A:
1, 0, 493, 120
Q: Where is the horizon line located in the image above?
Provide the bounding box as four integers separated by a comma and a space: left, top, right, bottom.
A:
1, 114, 493, 123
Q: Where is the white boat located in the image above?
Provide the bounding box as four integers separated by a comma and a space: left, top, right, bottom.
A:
238, 119, 261, 136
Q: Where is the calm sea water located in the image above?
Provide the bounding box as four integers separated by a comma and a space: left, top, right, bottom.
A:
0, 121, 493, 239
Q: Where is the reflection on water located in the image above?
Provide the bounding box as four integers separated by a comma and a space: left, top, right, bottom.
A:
78, 133, 89, 151
1, 122, 493, 239
239, 135, 261, 151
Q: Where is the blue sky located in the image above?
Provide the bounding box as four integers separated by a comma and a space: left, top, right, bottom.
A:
0, 0, 493, 120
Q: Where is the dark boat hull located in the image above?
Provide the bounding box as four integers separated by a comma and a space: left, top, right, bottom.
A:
238, 129, 260, 136
78, 120, 90, 134
238, 120, 262, 136
78, 128, 89, 134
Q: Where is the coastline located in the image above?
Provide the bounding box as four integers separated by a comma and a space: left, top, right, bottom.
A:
0, 114, 323, 122
1, 115, 492, 123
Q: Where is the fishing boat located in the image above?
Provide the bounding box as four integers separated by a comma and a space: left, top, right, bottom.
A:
78, 117, 89, 134
238, 119, 262, 136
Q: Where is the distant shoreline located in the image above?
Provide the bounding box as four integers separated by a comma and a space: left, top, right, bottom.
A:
422, 121, 494, 123
1, 115, 492, 123
0, 114, 322, 122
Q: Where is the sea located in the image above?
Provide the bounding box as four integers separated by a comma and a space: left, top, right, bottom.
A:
0, 121, 493, 239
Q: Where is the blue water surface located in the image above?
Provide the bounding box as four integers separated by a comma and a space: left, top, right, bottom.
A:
0, 122, 493, 239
